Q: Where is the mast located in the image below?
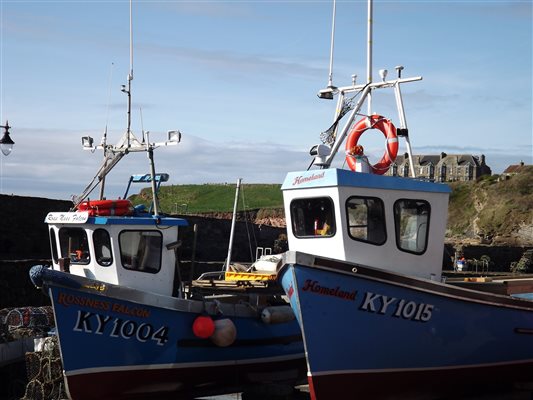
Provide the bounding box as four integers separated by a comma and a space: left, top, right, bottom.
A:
127, 0, 133, 148
224, 178, 242, 272
366, 0, 373, 115
327, 0, 337, 89
74, 0, 181, 207
312, 0, 422, 172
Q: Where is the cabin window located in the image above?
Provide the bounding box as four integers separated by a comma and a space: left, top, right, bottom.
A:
49, 228, 58, 263
394, 199, 430, 254
58, 227, 90, 265
290, 197, 335, 238
119, 230, 162, 273
346, 196, 386, 245
93, 229, 113, 267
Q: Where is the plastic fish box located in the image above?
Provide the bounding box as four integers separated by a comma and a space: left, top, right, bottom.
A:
225, 271, 277, 281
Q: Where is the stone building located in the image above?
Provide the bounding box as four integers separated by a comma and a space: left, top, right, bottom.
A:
502, 161, 528, 176
386, 153, 492, 182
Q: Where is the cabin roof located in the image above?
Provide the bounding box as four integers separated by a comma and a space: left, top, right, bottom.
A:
89, 215, 188, 226
281, 168, 451, 194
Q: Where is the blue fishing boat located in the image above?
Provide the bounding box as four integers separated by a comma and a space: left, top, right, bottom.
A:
28, 3, 305, 398
276, 1, 533, 398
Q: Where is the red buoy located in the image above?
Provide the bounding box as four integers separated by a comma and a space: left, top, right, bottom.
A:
192, 315, 215, 338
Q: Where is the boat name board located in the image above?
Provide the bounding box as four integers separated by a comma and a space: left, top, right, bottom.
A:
57, 291, 170, 346
300, 279, 434, 322
45, 212, 89, 224
291, 172, 326, 186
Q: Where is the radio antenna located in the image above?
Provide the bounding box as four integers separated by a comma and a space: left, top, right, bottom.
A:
327, 0, 337, 89
123, 0, 134, 148
99, 62, 115, 200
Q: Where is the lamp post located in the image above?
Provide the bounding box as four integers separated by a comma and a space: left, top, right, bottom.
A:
0, 121, 14, 156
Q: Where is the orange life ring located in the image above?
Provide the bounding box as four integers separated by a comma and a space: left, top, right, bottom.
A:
77, 199, 133, 216
345, 115, 398, 175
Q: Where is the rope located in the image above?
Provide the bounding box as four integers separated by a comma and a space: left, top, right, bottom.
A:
240, 186, 257, 262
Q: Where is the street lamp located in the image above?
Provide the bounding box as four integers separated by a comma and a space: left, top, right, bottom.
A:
0, 121, 14, 156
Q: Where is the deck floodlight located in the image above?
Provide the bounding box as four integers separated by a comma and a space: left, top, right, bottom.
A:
318, 89, 334, 100
310, 144, 331, 166
0, 121, 14, 156
167, 130, 181, 143
379, 69, 388, 81
317, 85, 337, 100
82, 136, 94, 149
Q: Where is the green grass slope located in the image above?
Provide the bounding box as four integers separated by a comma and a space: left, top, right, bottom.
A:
129, 183, 283, 214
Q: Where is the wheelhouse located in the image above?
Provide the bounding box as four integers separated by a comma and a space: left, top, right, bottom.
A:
281, 168, 450, 280
46, 212, 188, 296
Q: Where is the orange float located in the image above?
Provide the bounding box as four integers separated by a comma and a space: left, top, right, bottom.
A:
77, 199, 133, 216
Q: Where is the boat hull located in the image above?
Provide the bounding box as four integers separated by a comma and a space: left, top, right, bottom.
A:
278, 252, 533, 399
43, 274, 305, 399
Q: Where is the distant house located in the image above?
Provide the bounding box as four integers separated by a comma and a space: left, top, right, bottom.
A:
502, 161, 528, 176
386, 153, 492, 182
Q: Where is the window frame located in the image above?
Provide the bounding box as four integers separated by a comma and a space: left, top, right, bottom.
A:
93, 228, 113, 267
58, 227, 91, 265
49, 228, 58, 263
119, 230, 163, 274
393, 199, 431, 255
345, 195, 387, 246
289, 196, 336, 239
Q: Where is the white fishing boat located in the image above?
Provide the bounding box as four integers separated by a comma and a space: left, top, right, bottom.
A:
275, 1, 533, 398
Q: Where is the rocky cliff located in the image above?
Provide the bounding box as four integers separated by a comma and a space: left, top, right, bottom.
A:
446, 167, 533, 246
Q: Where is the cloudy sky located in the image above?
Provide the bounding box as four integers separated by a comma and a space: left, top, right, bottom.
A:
0, 0, 531, 201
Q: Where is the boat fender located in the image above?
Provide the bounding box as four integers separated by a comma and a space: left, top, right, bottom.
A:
192, 315, 215, 339
29, 264, 82, 289
261, 305, 295, 324
210, 318, 237, 347
345, 115, 398, 175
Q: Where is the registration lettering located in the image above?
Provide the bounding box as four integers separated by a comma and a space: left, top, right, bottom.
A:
302, 279, 434, 322
73, 310, 169, 345
360, 291, 434, 322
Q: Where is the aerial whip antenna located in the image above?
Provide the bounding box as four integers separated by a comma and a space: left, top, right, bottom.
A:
317, 0, 338, 100
99, 62, 115, 199
139, 107, 145, 144
327, 0, 337, 89
122, 0, 134, 149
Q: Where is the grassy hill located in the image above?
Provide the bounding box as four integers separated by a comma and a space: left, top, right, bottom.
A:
129, 183, 283, 214
129, 167, 533, 245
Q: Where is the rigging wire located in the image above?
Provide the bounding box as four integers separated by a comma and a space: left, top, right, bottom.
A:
240, 185, 257, 263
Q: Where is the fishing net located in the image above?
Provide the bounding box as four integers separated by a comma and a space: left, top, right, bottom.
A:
319, 93, 360, 146
22, 335, 66, 400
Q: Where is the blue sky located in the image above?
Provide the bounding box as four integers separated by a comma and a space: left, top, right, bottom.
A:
0, 0, 531, 201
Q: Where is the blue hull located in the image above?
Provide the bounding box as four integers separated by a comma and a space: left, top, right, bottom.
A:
41, 272, 305, 399
279, 252, 533, 399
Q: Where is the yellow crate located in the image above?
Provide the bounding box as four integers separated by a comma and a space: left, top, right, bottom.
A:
225, 271, 277, 281
464, 277, 493, 282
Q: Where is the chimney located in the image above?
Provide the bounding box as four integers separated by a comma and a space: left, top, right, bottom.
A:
440, 152, 447, 160
480, 154, 486, 165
